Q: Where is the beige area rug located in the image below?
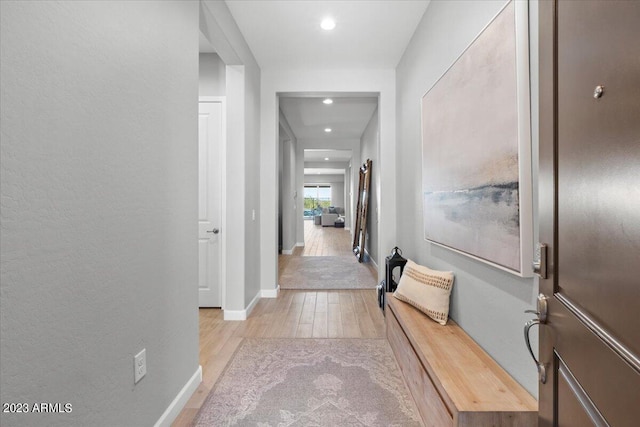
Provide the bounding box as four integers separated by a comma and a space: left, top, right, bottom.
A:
194, 339, 421, 426
279, 256, 377, 290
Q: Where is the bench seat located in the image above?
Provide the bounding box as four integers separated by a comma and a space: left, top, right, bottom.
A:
386, 295, 537, 426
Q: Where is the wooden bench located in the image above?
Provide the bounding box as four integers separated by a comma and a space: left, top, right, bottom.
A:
386, 295, 537, 426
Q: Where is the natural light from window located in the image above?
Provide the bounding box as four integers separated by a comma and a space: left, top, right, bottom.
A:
303, 185, 331, 218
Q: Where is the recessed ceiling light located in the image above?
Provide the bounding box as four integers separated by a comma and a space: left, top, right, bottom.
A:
320, 18, 336, 31
324, 157, 329, 161
324, 128, 332, 133
323, 98, 333, 105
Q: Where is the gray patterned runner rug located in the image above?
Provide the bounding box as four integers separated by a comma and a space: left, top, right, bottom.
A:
279, 256, 376, 290
193, 338, 421, 426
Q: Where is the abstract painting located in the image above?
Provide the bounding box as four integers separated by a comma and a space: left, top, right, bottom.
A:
421, 1, 533, 276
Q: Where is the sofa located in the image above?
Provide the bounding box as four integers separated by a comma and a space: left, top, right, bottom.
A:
320, 206, 344, 226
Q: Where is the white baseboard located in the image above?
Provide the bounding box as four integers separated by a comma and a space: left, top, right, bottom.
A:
364, 249, 378, 269
245, 291, 260, 317
261, 285, 280, 298
154, 365, 202, 427
295, 242, 304, 247
223, 309, 246, 321
282, 243, 296, 255
345, 227, 351, 231
364, 249, 380, 281
222, 290, 262, 321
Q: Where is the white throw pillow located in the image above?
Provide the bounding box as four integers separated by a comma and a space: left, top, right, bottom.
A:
393, 259, 454, 325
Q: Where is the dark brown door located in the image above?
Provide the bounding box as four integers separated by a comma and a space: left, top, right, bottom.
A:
538, 1, 640, 425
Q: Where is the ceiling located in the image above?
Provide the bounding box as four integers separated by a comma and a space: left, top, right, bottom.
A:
304, 149, 351, 176
282, 96, 376, 177
280, 96, 378, 140
304, 149, 352, 162
219, 1, 431, 178
225, 0, 431, 69
304, 168, 344, 176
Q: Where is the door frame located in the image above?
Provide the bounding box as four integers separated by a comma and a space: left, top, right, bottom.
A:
199, 96, 227, 310
537, 0, 556, 424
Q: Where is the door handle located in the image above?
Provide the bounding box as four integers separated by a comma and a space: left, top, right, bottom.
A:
524, 318, 547, 384
207, 228, 220, 234
524, 293, 549, 383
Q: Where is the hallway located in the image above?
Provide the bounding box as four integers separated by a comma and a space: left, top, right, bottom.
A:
278, 220, 377, 290
3, 1, 592, 425
298, 220, 352, 257
175, 222, 382, 425
279, 220, 353, 270
173, 289, 385, 426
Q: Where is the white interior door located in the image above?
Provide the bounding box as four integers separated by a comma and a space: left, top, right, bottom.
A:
198, 99, 223, 307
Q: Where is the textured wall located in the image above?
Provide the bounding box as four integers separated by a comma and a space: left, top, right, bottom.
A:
0, 1, 200, 425
395, 0, 538, 396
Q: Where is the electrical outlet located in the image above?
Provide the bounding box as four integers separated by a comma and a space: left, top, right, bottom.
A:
134, 349, 146, 384
252, 209, 256, 221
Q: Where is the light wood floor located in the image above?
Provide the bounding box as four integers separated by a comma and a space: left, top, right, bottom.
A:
298, 219, 352, 257
173, 223, 381, 426
172, 289, 385, 426
279, 220, 377, 277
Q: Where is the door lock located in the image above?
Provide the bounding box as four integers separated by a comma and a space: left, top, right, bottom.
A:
207, 228, 220, 234
525, 293, 548, 324
533, 243, 548, 279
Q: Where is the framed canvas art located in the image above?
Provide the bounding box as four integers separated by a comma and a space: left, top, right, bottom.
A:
421, 0, 533, 277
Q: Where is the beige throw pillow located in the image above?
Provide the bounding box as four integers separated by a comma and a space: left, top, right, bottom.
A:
393, 260, 454, 325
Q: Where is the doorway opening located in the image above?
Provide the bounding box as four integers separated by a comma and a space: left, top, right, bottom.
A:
197, 48, 226, 309
277, 93, 380, 291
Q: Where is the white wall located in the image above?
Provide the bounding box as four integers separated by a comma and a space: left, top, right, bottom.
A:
304, 175, 344, 184
243, 60, 262, 306
282, 142, 297, 252
360, 107, 380, 264
199, 53, 226, 96
344, 167, 352, 229
278, 114, 297, 254
278, 128, 284, 250
331, 182, 345, 208
282, 138, 297, 251
200, 1, 262, 311
395, 0, 538, 396
0, 1, 199, 426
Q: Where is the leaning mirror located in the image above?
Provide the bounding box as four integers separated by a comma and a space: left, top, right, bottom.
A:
353, 159, 372, 262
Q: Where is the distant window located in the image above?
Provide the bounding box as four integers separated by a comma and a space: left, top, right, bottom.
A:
303, 185, 331, 217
